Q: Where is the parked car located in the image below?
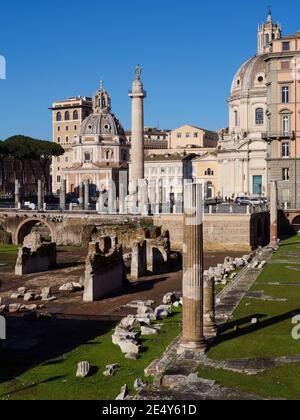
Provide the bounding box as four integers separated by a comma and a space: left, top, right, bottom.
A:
235, 197, 251, 206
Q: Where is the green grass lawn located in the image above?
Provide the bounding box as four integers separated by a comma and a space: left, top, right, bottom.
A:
0, 310, 182, 400
0, 244, 19, 267
197, 235, 300, 399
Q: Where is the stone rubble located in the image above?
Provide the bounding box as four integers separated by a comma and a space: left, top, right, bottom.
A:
76, 361, 90, 378
103, 364, 119, 377
115, 384, 129, 401
134, 378, 146, 391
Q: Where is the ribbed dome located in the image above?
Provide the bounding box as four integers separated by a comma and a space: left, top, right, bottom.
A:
230, 54, 268, 95
80, 110, 125, 137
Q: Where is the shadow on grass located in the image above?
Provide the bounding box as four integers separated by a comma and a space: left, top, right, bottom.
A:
0, 375, 66, 398
0, 316, 115, 384
211, 309, 300, 349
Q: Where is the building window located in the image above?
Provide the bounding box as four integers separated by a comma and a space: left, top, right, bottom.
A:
282, 41, 290, 51
65, 156, 69, 163
73, 110, 79, 120
234, 110, 238, 127
282, 116, 290, 136
266, 33, 270, 47
66, 126, 69, 131
57, 176, 61, 183
194, 133, 198, 138
281, 61, 290, 70
84, 152, 91, 162
282, 141, 290, 158
186, 133, 190, 138
65, 111, 70, 121
205, 168, 214, 176
177, 133, 182, 139
282, 86, 289, 103
255, 108, 264, 125
282, 168, 290, 181
66, 136, 69, 143
56, 112, 62, 122
57, 157, 60, 163
58, 126, 60, 132
57, 137, 61, 143
74, 125, 77, 130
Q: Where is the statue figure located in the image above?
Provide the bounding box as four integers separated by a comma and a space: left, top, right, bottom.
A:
135, 64, 142, 80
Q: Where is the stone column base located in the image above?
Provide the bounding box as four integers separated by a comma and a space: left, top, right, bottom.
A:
177, 340, 207, 355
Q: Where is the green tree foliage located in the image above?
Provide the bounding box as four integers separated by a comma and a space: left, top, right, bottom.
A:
0, 135, 64, 193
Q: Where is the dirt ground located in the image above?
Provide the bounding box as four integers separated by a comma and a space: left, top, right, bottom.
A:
0, 247, 244, 319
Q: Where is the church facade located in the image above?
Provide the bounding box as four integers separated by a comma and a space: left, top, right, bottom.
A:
219, 12, 300, 206
55, 84, 129, 196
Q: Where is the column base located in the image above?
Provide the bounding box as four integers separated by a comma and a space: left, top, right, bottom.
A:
177, 340, 207, 355
204, 325, 218, 338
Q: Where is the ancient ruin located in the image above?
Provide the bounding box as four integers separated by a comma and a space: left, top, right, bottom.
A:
83, 241, 126, 302
15, 232, 56, 276
131, 240, 147, 279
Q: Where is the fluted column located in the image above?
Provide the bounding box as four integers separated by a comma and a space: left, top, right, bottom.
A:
270, 180, 278, 246
203, 274, 217, 337
179, 183, 206, 353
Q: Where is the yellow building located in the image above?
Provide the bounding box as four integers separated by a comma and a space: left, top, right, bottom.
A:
169, 125, 218, 150
192, 152, 219, 199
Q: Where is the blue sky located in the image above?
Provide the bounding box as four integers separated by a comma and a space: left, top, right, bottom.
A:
0, 0, 300, 140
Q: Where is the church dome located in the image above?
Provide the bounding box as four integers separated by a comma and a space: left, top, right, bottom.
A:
80, 84, 126, 138
230, 54, 268, 95
80, 110, 125, 137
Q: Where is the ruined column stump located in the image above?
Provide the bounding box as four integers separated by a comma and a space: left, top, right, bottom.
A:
203, 275, 218, 337
178, 183, 206, 354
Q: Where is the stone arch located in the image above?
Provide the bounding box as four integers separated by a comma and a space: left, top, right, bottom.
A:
292, 215, 300, 233
15, 218, 54, 245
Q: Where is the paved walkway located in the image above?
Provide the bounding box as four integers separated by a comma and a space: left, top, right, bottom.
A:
135, 246, 276, 401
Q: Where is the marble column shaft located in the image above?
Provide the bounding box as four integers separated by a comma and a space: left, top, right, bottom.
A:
179, 183, 206, 353
203, 275, 218, 337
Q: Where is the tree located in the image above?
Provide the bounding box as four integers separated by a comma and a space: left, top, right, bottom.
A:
2, 135, 64, 194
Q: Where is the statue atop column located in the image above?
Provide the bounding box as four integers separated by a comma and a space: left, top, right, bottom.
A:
135, 64, 142, 81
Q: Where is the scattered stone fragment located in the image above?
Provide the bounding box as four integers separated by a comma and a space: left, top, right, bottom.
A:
115, 384, 129, 400
24, 292, 35, 302
134, 378, 146, 391
103, 364, 119, 377
163, 292, 179, 305
251, 318, 258, 325
59, 283, 75, 292
76, 361, 90, 378
21, 304, 38, 311
10, 293, 22, 300
141, 326, 160, 336
71, 282, 84, 291
119, 316, 140, 329
18, 287, 27, 296
137, 306, 154, 316
154, 305, 171, 320
9, 303, 21, 313
173, 301, 181, 308
118, 339, 140, 356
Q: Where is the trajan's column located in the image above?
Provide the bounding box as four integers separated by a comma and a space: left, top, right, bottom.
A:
129, 65, 146, 182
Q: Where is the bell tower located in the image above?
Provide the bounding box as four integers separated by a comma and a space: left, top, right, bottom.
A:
93, 81, 111, 113
257, 10, 281, 55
